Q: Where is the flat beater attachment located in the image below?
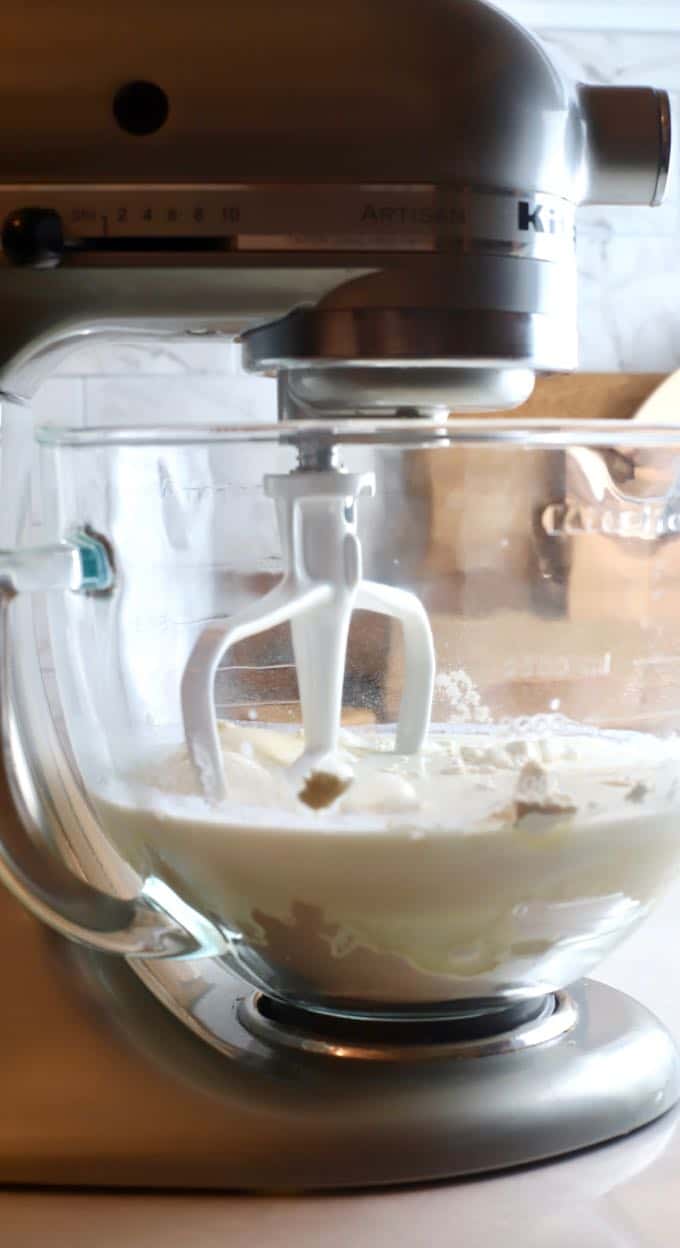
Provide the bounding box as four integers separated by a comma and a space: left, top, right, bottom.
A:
181, 469, 435, 801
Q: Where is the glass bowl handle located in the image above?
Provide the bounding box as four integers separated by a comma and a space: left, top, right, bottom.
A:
0, 537, 225, 960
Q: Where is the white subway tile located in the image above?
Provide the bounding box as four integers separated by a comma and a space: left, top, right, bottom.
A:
30, 377, 85, 429
499, 2, 680, 33
56, 339, 242, 377
83, 372, 277, 428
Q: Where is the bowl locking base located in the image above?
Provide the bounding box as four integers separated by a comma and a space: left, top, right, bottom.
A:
238, 988, 578, 1060
5, 897, 679, 1191
130, 957, 680, 1189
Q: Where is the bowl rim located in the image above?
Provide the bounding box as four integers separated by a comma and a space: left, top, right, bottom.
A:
35, 418, 680, 450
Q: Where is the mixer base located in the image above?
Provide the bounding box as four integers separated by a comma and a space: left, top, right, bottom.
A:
2, 895, 679, 1190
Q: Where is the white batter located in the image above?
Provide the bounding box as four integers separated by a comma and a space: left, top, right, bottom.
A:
94, 719, 680, 1003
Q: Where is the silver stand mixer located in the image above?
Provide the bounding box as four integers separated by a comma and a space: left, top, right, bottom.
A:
0, 0, 677, 1190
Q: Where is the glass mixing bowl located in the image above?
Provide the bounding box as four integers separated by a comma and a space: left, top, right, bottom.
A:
4, 418, 680, 1019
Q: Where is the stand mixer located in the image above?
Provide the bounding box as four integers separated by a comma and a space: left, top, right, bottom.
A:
0, 0, 678, 1190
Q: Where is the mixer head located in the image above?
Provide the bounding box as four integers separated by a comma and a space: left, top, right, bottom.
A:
0, 0, 669, 406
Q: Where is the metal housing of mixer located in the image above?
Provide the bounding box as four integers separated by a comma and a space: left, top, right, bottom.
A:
0, 0, 670, 410
0, 0, 677, 1191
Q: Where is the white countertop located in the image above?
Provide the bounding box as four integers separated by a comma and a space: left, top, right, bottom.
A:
3, 881, 680, 1247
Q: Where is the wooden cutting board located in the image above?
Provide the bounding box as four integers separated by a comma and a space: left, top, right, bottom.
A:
480, 373, 666, 421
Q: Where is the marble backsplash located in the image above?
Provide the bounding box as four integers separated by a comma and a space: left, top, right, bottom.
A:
546, 30, 680, 374
31, 24, 680, 431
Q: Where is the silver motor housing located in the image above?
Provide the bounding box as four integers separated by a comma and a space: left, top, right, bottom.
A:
0, 0, 670, 412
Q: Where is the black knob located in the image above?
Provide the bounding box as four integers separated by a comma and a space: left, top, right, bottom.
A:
2, 207, 64, 269
113, 81, 169, 136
